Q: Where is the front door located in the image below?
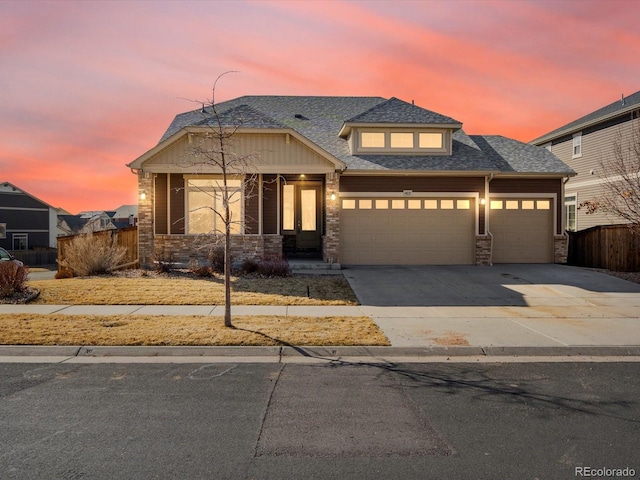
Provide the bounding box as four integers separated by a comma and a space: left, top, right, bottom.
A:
282, 181, 322, 255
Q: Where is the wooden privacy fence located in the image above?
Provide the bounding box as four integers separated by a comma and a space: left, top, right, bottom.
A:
568, 224, 640, 272
57, 227, 138, 273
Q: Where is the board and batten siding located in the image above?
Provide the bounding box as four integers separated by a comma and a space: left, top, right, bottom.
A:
142, 133, 335, 172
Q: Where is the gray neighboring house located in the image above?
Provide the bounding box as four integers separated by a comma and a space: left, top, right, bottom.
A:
531, 90, 640, 231
129, 96, 574, 266
0, 182, 58, 250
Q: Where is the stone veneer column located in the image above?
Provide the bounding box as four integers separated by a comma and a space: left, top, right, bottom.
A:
475, 235, 493, 266
323, 172, 340, 265
137, 172, 154, 268
554, 235, 568, 264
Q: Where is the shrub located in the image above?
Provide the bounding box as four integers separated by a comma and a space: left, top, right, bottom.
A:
189, 259, 214, 278
257, 255, 291, 277
208, 246, 227, 274
59, 234, 127, 277
240, 257, 260, 275
0, 262, 29, 298
153, 247, 174, 274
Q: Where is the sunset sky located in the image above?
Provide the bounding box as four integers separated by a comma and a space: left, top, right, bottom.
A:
2, 0, 639, 213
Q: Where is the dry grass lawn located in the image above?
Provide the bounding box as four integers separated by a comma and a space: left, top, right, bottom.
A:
0, 314, 389, 346
27, 274, 358, 306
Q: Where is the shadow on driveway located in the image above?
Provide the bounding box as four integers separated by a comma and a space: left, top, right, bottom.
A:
342, 264, 640, 307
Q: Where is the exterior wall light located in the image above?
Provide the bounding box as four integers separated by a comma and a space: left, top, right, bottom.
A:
480, 198, 486, 205
330, 193, 336, 201
140, 191, 147, 200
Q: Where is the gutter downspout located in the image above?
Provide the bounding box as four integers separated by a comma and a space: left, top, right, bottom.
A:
485, 174, 494, 266
561, 176, 571, 263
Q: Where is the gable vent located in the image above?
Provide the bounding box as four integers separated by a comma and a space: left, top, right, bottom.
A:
294, 113, 308, 120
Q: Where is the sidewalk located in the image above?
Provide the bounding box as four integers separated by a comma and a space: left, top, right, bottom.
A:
1, 302, 639, 361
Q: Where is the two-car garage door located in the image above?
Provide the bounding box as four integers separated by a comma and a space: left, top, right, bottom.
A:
340, 196, 555, 265
340, 197, 476, 265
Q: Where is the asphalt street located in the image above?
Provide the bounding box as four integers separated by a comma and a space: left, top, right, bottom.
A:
1, 361, 638, 480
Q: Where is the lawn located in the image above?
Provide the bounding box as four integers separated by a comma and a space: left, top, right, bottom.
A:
27, 273, 359, 306
0, 314, 389, 346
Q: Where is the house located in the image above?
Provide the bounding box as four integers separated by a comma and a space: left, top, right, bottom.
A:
128, 96, 574, 267
0, 182, 59, 250
531, 90, 640, 231
58, 206, 138, 236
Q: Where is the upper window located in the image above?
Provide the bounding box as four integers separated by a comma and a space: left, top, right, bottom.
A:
390, 132, 414, 148
360, 132, 385, 148
572, 132, 582, 158
186, 177, 243, 235
357, 129, 448, 154
419, 132, 443, 149
0, 223, 5, 239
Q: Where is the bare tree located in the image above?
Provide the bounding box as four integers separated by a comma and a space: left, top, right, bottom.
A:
182, 72, 258, 327
579, 114, 640, 234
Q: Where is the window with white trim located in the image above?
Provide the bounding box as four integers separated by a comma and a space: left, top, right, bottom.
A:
0, 223, 5, 239
572, 132, 582, 158
357, 129, 448, 154
186, 177, 243, 234
565, 195, 577, 232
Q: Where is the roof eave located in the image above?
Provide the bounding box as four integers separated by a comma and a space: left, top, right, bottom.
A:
531, 104, 640, 145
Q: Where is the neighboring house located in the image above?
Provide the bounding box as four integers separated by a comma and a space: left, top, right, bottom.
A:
0, 182, 59, 250
111, 205, 138, 229
128, 96, 574, 267
531, 90, 640, 231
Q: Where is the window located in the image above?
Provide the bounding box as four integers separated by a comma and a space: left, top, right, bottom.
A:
186, 177, 243, 234
424, 199, 438, 209
522, 200, 535, 210
0, 223, 5, 239
440, 199, 454, 209
407, 199, 421, 209
359, 199, 372, 209
12, 234, 28, 250
342, 199, 356, 209
356, 129, 448, 153
391, 199, 405, 209
565, 195, 577, 232
572, 132, 582, 158
361, 132, 385, 148
390, 132, 414, 148
282, 184, 295, 230
490, 200, 503, 209
419, 132, 443, 149
457, 200, 470, 210
537, 200, 550, 210
375, 199, 389, 209
506, 200, 519, 210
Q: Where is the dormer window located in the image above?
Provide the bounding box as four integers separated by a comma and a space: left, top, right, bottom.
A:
356, 129, 449, 154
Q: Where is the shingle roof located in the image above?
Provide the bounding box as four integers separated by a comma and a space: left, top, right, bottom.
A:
158, 96, 571, 175
531, 90, 640, 143
345, 97, 461, 125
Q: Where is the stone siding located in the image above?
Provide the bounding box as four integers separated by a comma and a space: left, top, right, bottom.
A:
554, 235, 568, 264
475, 235, 492, 266
323, 173, 340, 264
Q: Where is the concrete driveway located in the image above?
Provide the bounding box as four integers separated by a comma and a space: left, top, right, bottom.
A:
342, 264, 640, 348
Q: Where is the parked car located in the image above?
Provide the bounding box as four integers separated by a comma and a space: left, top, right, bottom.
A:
0, 247, 24, 267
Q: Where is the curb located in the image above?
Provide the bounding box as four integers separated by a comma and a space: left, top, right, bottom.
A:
1, 345, 640, 358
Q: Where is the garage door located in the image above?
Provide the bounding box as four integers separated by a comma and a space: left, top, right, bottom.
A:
490, 198, 553, 263
340, 197, 475, 265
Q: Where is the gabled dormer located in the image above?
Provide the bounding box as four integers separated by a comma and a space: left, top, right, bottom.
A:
338, 97, 462, 156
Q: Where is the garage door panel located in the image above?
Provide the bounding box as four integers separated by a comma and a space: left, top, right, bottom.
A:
340, 197, 475, 265
491, 198, 553, 263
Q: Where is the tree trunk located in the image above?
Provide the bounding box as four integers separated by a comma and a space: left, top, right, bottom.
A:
224, 225, 232, 327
